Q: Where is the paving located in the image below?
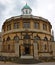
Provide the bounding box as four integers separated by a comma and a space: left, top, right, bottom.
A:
0, 62, 55, 65
0, 56, 55, 64
0, 56, 42, 64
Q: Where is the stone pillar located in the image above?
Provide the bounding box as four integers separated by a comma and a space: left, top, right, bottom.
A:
15, 43, 19, 57
34, 43, 38, 59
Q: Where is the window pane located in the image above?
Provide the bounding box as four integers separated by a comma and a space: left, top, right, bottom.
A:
34, 22, 39, 29
14, 22, 19, 29
14, 36, 19, 42
7, 24, 11, 31
23, 22, 30, 28
43, 24, 47, 30
8, 44, 10, 50
34, 36, 40, 43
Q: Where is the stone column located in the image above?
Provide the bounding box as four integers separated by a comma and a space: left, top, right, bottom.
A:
15, 43, 19, 57
34, 43, 38, 59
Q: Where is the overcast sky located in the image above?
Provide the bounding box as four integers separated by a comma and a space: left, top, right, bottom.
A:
0, 0, 55, 38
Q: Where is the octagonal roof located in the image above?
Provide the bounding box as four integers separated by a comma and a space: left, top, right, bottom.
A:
22, 4, 32, 10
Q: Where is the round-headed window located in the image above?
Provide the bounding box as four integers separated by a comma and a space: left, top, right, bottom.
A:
14, 35, 19, 42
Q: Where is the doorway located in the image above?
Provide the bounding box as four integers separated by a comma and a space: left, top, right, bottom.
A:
25, 46, 30, 54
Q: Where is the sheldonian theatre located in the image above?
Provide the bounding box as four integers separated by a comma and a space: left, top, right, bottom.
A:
0, 4, 55, 60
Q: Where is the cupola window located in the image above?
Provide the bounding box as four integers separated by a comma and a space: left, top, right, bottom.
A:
26, 10, 28, 14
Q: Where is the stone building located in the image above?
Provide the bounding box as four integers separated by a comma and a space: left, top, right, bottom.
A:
0, 4, 55, 59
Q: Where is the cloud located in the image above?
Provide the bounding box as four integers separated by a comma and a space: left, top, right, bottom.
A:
36, 0, 55, 35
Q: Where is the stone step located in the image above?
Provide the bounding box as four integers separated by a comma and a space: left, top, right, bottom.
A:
20, 55, 33, 59
14, 58, 42, 64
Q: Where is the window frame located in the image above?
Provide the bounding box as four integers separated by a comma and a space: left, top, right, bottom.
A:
23, 22, 30, 28
14, 22, 19, 29
14, 35, 19, 42
8, 44, 10, 51
43, 37, 48, 41
7, 24, 11, 31
6, 36, 10, 41
34, 22, 39, 29
43, 23, 47, 30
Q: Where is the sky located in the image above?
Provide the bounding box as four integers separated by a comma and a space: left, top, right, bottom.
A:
0, 0, 55, 38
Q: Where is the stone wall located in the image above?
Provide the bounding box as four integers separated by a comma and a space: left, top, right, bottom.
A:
52, 42, 55, 58
0, 53, 16, 57
0, 41, 2, 52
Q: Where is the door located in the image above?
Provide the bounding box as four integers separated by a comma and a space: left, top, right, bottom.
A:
25, 46, 30, 54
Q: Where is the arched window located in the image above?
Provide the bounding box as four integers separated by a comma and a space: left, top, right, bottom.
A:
34, 35, 41, 43
23, 34, 31, 44
37, 43, 39, 50
3, 38, 5, 42
8, 44, 10, 50
24, 34, 30, 39
6, 36, 10, 41
44, 37, 48, 41
34, 35, 41, 40
14, 35, 19, 42
50, 37, 54, 41
44, 44, 46, 50
50, 44, 52, 51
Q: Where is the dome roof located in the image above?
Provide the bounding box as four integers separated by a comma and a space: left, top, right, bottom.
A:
22, 4, 32, 10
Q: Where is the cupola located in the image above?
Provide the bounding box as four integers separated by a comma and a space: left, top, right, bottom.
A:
22, 4, 32, 15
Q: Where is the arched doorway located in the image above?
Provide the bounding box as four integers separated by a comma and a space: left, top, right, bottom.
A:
19, 44, 34, 58
19, 33, 34, 57
23, 33, 31, 44
23, 34, 31, 55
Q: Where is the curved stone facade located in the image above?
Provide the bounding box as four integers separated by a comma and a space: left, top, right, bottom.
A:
1, 4, 55, 59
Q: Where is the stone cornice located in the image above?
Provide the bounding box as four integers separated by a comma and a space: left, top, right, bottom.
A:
2, 29, 51, 36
